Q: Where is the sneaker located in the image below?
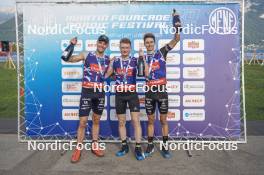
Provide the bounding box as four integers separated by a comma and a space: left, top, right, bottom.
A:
161, 147, 172, 159
144, 143, 155, 157
135, 146, 145, 161
116, 144, 129, 157
71, 148, 81, 163
91, 142, 104, 157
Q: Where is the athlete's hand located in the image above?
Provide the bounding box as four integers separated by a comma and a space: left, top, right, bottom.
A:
70, 37, 77, 45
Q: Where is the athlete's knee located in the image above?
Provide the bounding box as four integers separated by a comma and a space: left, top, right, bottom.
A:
148, 115, 155, 125
118, 119, 126, 128
79, 118, 87, 128
92, 113, 101, 124
160, 116, 168, 126
132, 117, 140, 126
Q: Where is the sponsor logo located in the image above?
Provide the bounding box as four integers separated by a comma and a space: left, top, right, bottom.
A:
134, 39, 145, 51
183, 109, 205, 121
158, 39, 180, 51
167, 67, 180, 79
85, 40, 97, 51
183, 95, 205, 107
110, 40, 120, 51
62, 109, 107, 121
61, 67, 83, 79
168, 95, 180, 107
62, 109, 79, 120
158, 109, 180, 121
183, 67, 205, 79
183, 53, 204, 65
183, 81, 205, 93
167, 53, 180, 65
209, 7, 237, 35
166, 81, 180, 93
183, 39, 204, 51
62, 95, 80, 107
62, 81, 82, 93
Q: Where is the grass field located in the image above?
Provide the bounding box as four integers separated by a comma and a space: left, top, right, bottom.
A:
0, 62, 263, 120
244, 64, 264, 120
0, 63, 17, 118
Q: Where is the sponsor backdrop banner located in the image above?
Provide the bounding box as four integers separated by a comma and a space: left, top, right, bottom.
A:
23, 3, 241, 140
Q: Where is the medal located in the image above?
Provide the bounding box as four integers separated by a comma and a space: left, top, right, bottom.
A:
120, 57, 131, 84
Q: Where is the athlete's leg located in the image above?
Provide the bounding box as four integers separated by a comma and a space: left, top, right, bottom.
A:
117, 114, 127, 141
147, 114, 155, 138
157, 92, 171, 158
160, 114, 168, 137
71, 116, 88, 163
77, 116, 88, 145
144, 91, 156, 157
128, 93, 144, 160
92, 113, 101, 141
130, 112, 141, 143
115, 93, 129, 157
91, 96, 105, 157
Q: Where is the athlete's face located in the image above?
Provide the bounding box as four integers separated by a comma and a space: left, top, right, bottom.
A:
120, 43, 131, 58
144, 37, 155, 52
96, 41, 108, 53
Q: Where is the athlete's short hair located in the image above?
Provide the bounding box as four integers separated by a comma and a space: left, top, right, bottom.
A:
120, 38, 131, 46
143, 33, 155, 43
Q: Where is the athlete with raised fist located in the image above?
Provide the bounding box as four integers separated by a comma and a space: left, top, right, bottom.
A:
61, 35, 110, 163
143, 10, 181, 159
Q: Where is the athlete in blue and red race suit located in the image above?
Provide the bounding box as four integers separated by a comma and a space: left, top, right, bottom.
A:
142, 9, 182, 159
62, 35, 110, 163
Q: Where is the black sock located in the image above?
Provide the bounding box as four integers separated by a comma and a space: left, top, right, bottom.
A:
162, 136, 169, 151
163, 136, 168, 143
122, 139, 127, 145
135, 142, 141, 149
148, 137, 154, 144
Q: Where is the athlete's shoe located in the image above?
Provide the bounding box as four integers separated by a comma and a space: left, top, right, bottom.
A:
144, 143, 155, 157
91, 142, 104, 157
161, 147, 172, 159
135, 146, 145, 161
116, 144, 129, 157
71, 148, 82, 163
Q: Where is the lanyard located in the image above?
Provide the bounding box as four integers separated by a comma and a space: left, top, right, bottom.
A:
120, 56, 131, 83
96, 55, 105, 77
147, 54, 155, 75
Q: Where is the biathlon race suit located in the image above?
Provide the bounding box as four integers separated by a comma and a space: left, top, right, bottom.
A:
79, 52, 110, 117
145, 44, 172, 115
112, 56, 140, 115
